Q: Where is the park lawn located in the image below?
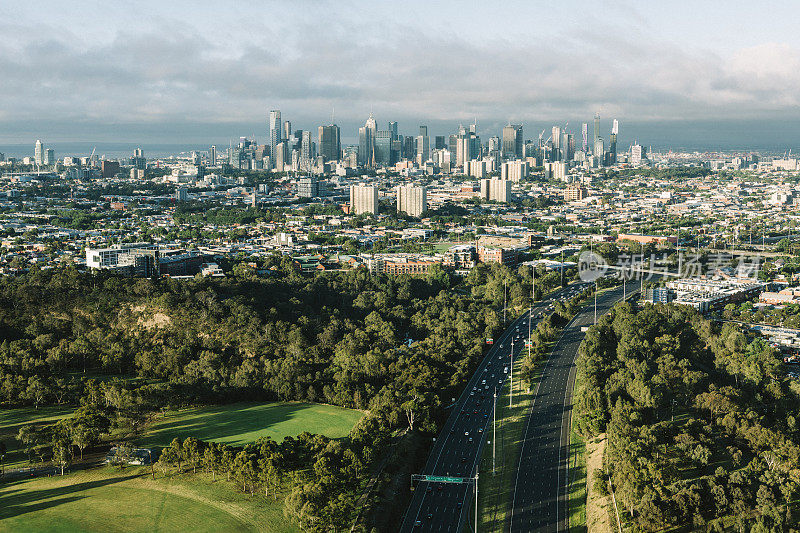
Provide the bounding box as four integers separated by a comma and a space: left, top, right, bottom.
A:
0, 406, 74, 470
138, 401, 364, 448
0, 465, 298, 533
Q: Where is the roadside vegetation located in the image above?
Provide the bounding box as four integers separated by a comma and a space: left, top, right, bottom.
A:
574, 302, 799, 530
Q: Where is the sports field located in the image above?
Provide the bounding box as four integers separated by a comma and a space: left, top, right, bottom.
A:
0, 466, 298, 533
138, 401, 364, 447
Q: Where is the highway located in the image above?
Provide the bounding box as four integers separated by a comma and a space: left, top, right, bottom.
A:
399, 282, 592, 532
509, 283, 634, 532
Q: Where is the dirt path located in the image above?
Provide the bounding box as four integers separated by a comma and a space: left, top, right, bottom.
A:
586, 433, 612, 533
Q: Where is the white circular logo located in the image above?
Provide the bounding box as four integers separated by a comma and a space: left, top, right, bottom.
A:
578, 251, 608, 282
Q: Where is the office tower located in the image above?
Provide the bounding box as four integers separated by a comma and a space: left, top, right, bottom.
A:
375, 130, 393, 166
594, 137, 605, 163
502, 124, 523, 159
301, 131, 315, 167
34, 140, 43, 166
350, 185, 379, 215
630, 143, 642, 166
581, 123, 589, 153
609, 119, 619, 165
269, 110, 282, 169
488, 136, 500, 154
133, 147, 143, 158
283, 120, 292, 141
403, 136, 416, 161
562, 133, 574, 161
44, 148, 55, 166
396, 185, 427, 217
388, 121, 398, 139
358, 113, 377, 167
593, 112, 600, 146
416, 134, 430, 165
419, 125, 428, 138
210, 145, 217, 166
275, 142, 286, 171
479, 178, 512, 203
176, 187, 188, 201
297, 176, 320, 198
552, 126, 561, 151
434, 136, 446, 150
318, 124, 341, 161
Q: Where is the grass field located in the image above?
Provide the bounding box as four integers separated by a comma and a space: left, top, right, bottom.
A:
0, 406, 74, 470
0, 466, 298, 533
138, 401, 364, 447
567, 411, 587, 532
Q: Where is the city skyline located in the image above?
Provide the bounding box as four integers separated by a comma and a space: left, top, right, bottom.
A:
2, 1, 800, 147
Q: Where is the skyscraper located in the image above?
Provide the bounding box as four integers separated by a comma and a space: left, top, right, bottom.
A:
502, 124, 523, 159
209, 145, 217, 166
593, 112, 600, 146
609, 119, 619, 165
581, 123, 589, 153
283, 120, 292, 141
300, 131, 315, 168
318, 124, 341, 161
552, 126, 561, 151
594, 137, 605, 163
44, 148, 55, 166
416, 134, 430, 165
375, 130, 393, 166
388, 121, 398, 139
34, 140, 43, 166
269, 110, 282, 169
358, 113, 377, 167
416, 125, 429, 164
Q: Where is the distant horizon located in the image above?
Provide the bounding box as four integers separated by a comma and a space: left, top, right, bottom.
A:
2, 117, 800, 159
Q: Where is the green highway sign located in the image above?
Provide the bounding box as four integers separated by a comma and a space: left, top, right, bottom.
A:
423, 475, 464, 483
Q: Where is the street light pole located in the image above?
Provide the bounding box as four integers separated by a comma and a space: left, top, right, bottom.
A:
475, 473, 479, 533
509, 338, 514, 408
492, 388, 496, 476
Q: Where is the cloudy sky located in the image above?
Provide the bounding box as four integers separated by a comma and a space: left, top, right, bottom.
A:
3, 0, 800, 149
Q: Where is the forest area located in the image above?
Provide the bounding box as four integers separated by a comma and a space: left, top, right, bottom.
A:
0, 259, 565, 530
575, 302, 800, 531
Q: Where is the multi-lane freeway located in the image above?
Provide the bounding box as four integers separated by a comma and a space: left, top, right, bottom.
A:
399, 282, 592, 532
509, 283, 635, 532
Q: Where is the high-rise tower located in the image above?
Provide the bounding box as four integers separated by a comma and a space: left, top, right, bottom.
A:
581, 123, 588, 153
269, 110, 282, 169
609, 119, 619, 165
34, 139, 43, 166
593, 112, 600, 146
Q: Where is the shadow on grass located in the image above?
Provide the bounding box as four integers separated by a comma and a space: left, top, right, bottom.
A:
0, 473, 140, 520
139, 402, 318, 447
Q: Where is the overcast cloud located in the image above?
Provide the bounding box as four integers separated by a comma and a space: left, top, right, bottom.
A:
2, 1, 800, 146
